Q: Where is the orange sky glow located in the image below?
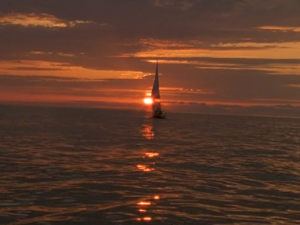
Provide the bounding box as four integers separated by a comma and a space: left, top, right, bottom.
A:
0, 1, 300, 116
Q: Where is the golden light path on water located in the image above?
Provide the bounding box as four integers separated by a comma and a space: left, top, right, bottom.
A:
135, 122, 161, 222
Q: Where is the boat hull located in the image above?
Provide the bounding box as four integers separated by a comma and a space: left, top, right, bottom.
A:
152, 110, 166, 119
153, 115, 166, 119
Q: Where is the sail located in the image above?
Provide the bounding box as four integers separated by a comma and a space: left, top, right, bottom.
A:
151, 61, 161, 112
150, 61, 166, 118
151, 61, 160, 99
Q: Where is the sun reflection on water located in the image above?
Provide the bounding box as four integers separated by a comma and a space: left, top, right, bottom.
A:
154, 195, 160, 200
136, 216, 152, 222
145, 152, 159, 158
136, 194, 161, 222
135, 162, 161, 221
136, 164, 155, 172
141, 123, 154, 139
137, 201, 151, 206
134, 121, 163, 222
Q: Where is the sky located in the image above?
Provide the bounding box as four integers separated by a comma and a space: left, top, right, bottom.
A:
0, 0, 300, 117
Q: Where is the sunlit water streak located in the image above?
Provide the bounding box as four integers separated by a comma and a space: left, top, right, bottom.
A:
0, 105, 299, 224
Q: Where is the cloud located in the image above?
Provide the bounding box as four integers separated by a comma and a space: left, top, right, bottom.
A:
143, 57, 300, 76
195, 61, 300, 76
235, 0, 300, 12
0, 74, 153, 92
0, 0, 299, 117
0, 60, 147, 79
138, 39, 192, 49
0, 12, 96, 28
133, 41, 300, 60
258, 26, 300, 32
154, 0, 197, 10
0, 74, 151, 106
145, 58, 300, 76
286, 84, 300, 89
161, 87, 201, 92
30, 51, 77, 57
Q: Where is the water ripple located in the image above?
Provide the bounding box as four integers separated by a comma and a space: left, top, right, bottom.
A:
0, 106, 299, 224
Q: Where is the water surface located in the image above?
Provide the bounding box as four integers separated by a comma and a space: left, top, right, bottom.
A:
0, 105, 299, 224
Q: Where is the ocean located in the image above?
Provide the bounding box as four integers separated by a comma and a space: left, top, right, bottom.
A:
0, 104, 299, 225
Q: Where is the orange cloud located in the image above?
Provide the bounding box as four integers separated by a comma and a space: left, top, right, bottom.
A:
258, 26, 300, 32
145, 59, 300, 76
250, 98, 300, 105
286, 84, 300, 88
30, 51, 77, 57
154, 0, 195, 10
139, 38, 192, 48
133, 41, 300, 60
194, 61, 300, 76
0, 86, 147, 107
0, 13, 95, 28
0, 60, 146, 79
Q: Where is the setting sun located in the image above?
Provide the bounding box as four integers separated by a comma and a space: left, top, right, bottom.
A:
143, 97, 153, 105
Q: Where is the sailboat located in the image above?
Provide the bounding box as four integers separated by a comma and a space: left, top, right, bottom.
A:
151, 61, 166, 119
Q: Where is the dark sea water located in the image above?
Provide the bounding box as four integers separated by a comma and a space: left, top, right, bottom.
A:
0, 105, 299, 225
